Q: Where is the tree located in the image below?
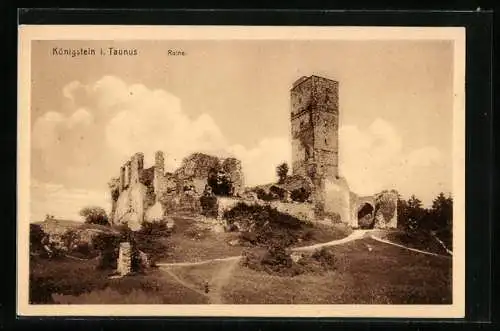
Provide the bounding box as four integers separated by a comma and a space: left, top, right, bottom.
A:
30, 224, 46, 252
431, 193, 453, 229
276, 163, 289, 184
403, 195, 425, 233
430, 192, 453, 248
79, 206, 109, 226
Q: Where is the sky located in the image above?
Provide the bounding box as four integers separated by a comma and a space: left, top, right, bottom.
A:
29, 39, 454, 221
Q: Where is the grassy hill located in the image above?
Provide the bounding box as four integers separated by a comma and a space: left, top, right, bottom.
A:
30, 235, 452, 305
221, 237, 452, 304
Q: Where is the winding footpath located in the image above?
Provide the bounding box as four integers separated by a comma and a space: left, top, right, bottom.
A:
156, 229, 452, 303
369, 235, 452, 259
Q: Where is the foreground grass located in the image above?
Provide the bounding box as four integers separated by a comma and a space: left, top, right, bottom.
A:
292, 222, 353, 248
159, 216, 244, 263
160, 216, 352, 263
383, 230, 451, 255
166, 260, 231, 294
30, 256, 208, 304
222, 237, 452, 304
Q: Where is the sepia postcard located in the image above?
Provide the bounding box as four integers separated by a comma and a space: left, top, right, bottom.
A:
17, 25, 465, 318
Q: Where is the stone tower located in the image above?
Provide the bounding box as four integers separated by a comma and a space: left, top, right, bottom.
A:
290, 75, 339, 182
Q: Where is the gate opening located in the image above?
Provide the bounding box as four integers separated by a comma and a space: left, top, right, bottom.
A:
357, 203, 375, 229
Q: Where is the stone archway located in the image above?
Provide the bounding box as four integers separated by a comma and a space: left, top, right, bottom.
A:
357, 202, 375, 229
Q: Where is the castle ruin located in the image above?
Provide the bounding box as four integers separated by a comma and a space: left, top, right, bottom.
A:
109, 151, 244, 230
109, 74, 397, 230
290, 75, 397, 228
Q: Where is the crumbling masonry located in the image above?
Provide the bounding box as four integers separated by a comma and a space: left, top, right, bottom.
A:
290, 75, 397, 228
109, 74, 397, 230
110, 151, 244, 230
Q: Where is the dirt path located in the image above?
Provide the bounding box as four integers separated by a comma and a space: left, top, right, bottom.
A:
156, 229, 451, 303
159, 257, 241, 304
292, 229, 368, 252
156, 230, 368, 268
206, 258, 240, 304
430, 233, 453, 256
162, 267, 208, 297
369, 235, 452, 259
155, 230, 369, 303
156, 256, 240, 268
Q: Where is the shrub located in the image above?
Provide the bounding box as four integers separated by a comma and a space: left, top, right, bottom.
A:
61, 229, 78, 251
269, 185, 286, 200
92, 232, 121, 270
223, 202, 304, 248
74, 242, 92, 257
311, 247, 336, 269
80, 206, 110, 226
239, 231, 257, 245
134, 221, 171, 266
29, 275, 56, 304
290, 187, 310, 202
241, 246, 302, 277
200, 195, 218, 218
30, 224, 46, 253
261, 245, 293, 270
255, 188, 276, 201
276, 162, 289, 184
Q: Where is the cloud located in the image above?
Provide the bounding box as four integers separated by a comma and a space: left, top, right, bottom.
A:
339, 118, 446, 205
31, 179, 110, 222
229, 138, 292, 187
32, 76, 448, 219
31, 76, 293, 219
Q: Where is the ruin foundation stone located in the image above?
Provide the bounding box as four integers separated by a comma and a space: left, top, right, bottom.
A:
117, 242, 132, 276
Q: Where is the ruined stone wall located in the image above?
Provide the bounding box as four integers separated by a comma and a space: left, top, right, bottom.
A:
222, 157, 244, 196
112, 151, 246, 224
216, 196, 315, 223
153, 151, 165, 201
113, 183, 147, 231
291, 77, 314, 178
117, 242, 132, 276
374, 190, 398, 228
312, 113, 338, 180
311, 77, 339, 180
269, 201, 315, 222
291, 76, 339, 181
291, 112, 314, 178
112, 153, 147, 231
349, 191, 398, 229
175, 153, 220, 180
322, 177, 352, 225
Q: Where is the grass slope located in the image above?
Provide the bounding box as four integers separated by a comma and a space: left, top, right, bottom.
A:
30, 255, 207, 304
222, 237, 452, 304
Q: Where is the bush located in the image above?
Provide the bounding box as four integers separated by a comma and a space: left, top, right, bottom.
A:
255, 188, 276, 201
269, 186, 286, 200
311, 247, 336, 268
239, 231, 258, 245
224, 202, 304, 248
241, 246, 302, 277
70, 242, 99, 259
200, 195, 218, 218
30, 224, 46, 253
92, 232, 121, 270
29, 275, 56, 304
80, 206, 110, 226
261, 245, 293, 270
290, 188, 310, 203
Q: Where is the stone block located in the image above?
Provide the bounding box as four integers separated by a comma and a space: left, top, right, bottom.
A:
117, 242, 132, 276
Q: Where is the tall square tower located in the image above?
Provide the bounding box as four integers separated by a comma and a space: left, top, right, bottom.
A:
290, 75, 339, 182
